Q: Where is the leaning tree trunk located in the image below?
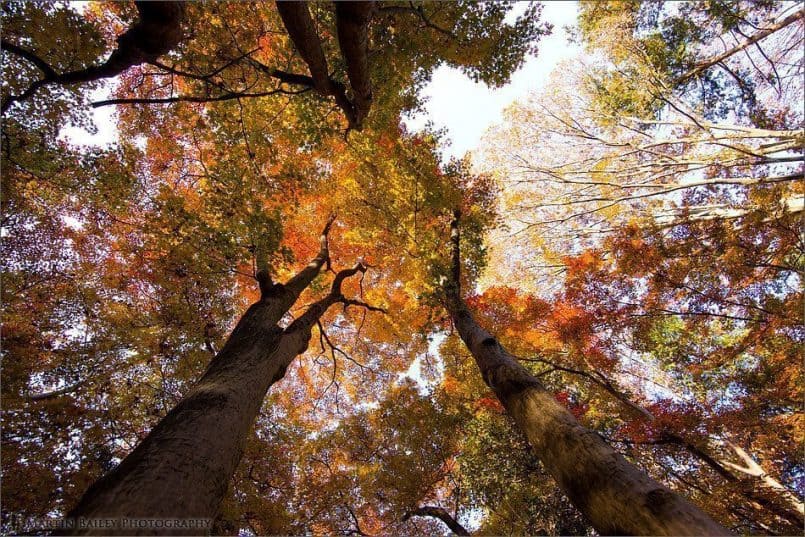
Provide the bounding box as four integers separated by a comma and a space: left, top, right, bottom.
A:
65, 218, 379, 535
444, 211, 730, 536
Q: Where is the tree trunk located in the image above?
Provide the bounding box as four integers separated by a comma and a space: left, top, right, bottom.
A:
274, 1, 359, 129
65, 302, 301, 535
64, 217, 379, 535
445, 211, 730, 536
334, 2, 374, 126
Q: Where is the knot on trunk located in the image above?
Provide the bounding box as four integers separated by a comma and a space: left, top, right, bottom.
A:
483, 362, 542, 399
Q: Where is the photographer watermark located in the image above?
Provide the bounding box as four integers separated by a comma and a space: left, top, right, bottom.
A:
8, 515, 212, 533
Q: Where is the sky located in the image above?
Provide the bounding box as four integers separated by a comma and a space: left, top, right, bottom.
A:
405, 1, 581, 160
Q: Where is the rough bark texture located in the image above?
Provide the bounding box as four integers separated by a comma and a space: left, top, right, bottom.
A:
65, 304, 299, 535
274, 1, 333, 95
1, 1, 185, 113
64, 218, 376, 535
445, 212, 730, 536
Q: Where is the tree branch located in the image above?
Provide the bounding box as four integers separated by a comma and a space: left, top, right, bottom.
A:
1, 40, 57, 78
450, 209, 462, 295
25, 380, 86, 402
2, 1, 186, 113
677, 9, 803, 83
275, 1, 333, 94
284, 214, 337, 296
91, 87, 309, 108
403, 506, 470, 536
377, 4, 457, 38
287, 260, 385, 335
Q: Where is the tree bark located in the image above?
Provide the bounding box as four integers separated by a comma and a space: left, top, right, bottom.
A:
444, 211, 730, 536
334, 2, 374, 127
274, 1, 376, 130
274, 1, 334, 95
65, 306, 298, 535
535, 356, 804, 528
64, 218, 378, 535
2, 1, 185, 113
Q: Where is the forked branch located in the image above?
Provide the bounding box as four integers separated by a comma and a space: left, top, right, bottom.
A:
288, 260, 386, 334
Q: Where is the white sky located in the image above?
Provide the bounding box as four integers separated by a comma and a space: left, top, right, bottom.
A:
405, 1, 581, 160
59, 85, 118, 146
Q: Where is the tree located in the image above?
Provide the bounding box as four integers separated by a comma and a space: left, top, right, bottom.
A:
2, 2, 544, 534
3, 2, 548, 131
442, 211, 729, 536
1, 1, 185, 113
576, 0, 803, 120
62, 215, 394, 531
470, 2, 802, 532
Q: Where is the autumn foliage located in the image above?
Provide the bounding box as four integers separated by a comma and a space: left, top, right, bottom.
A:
1, 1, 803, 536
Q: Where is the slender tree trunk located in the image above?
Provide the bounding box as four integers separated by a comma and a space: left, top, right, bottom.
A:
65, 218, 379, 535
444, 211, 730, 536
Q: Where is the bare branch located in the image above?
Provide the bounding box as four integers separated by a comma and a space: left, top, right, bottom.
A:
677, 9, 804, 83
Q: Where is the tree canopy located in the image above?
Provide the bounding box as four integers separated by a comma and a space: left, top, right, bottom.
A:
2, 1, 802, 536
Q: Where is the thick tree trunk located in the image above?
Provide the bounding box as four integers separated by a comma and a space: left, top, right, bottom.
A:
274, 1, 375, 130
274, 1, 333, 95
274, 1, 359, 129
64, 217, 379, 536
65, 303, 300, 535
445, 212, 730, 536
